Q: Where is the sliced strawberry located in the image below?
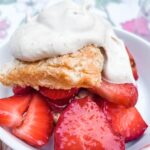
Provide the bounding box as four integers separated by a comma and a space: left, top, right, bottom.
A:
132, 67, 138, 81
100, 100, 148, 142
91, 80, 138, 107
13, 93, 54, 147
13, 86, 34, 95
39, 87, 78, 105
48, 101, 67, 113
55, 97, 125, 150
0, 94, 31, 127
126, 47, 139, 80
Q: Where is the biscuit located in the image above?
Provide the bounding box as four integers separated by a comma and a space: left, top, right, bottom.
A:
0, 45, 104, 89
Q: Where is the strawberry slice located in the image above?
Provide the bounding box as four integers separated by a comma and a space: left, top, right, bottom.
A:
39, 87, 78, 105
55, 97, 125, 150
100, 100, 148, 142
13, 93, 54, 147
126, 47, 139, 80
48, 101, 67, 113
91, 80, 138, 107
0, 94, 31, 127
13, 86, 34, 95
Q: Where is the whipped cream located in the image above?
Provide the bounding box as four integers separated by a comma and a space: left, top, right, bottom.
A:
10, 0, 135, 84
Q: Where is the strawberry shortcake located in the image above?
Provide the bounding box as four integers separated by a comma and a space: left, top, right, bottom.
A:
0, 1, 147, 150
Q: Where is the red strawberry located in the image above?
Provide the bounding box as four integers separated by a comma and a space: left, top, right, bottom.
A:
91, 80, 138, 107
132, 67, 138, 81
0, 94, 31, 127
40, 87, 78, 105
13, 86, 34, 95
101, 100, 148, 142
126, 47, 139, 80
13, 93, 53, 147
55, 97, 125, 150
48, 100, 67, 113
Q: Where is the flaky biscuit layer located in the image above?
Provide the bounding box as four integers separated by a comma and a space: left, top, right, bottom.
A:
0, 45, 104, 89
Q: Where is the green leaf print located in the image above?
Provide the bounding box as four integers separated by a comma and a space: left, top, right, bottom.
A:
0, 0, 16, 4
96, 0, 121, 8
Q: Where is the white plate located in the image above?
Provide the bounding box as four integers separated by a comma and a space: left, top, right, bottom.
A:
0, 28, 149, 150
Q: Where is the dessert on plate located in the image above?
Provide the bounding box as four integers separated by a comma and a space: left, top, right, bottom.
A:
0, 0, 147, 150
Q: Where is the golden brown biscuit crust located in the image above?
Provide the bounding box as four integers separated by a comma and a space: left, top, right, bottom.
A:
0, 45, 104, 89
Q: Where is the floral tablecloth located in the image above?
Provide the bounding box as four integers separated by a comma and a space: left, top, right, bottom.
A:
0, 0, 150, 150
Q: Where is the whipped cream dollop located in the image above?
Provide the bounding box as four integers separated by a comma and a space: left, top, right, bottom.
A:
10, 0, 135, 84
